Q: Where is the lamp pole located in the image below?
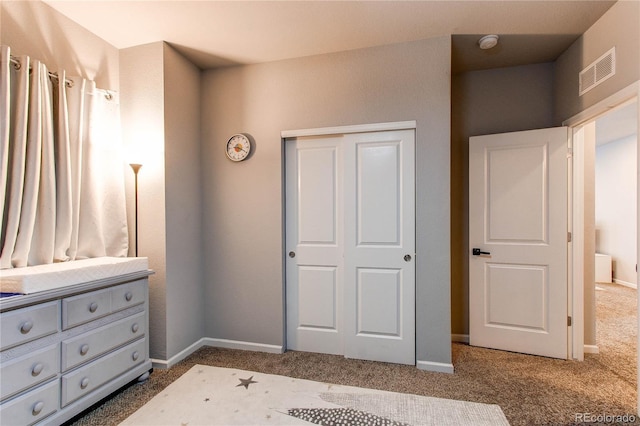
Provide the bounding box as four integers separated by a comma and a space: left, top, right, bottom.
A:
129, 163, 142, 257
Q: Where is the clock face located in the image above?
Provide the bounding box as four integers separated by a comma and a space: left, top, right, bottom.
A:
226, 134, 251, 162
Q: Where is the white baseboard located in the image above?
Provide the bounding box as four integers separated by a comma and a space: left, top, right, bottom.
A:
584, 344, 600, 354
452, 334, 469, 344
613, 279, 637, 289
202, 338, 284, 354
417, 360, 454, 374
155, 339, 462, 375
151, 338, 284, 369
151, 339, 207, 369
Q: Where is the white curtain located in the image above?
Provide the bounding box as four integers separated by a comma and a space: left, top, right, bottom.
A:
0, 45, 128, 269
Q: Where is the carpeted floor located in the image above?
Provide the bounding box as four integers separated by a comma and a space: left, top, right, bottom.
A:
68, 282, 637, 426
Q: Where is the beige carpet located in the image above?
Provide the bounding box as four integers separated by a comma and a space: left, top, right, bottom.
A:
68, 282, 637, 426
121, 365, 509, 425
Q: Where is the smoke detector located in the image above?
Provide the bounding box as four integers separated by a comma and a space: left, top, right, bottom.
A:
478, 35, 499, 50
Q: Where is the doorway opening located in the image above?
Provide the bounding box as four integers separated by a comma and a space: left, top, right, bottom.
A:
594, 100, 638, 292
577, 99, 638, 366
564, 84, 638, 367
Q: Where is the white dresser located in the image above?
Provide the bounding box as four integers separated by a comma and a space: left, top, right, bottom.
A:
0, 271, 152, 425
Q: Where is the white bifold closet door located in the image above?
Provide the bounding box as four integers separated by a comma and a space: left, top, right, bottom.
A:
285, 129, 415, 365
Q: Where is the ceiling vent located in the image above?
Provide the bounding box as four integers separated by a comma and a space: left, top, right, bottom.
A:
579, 47, 616, 96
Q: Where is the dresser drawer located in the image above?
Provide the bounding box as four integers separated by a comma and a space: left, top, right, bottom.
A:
61, 312, 145, 371
61, 338, 146, 406
111, 280, 145, 312
0, 301, 59, 350
62, 288, 112, 330
0, 345, 59, 402
0, 380, 58, 426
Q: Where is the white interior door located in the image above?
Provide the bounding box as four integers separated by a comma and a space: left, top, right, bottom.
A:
286, 135, 344, 355
286, 129, 415, 365
469, 127, 569, 359
343, 130, 415, 365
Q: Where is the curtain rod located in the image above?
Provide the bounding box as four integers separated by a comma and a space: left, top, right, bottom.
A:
9, 54, 74, 88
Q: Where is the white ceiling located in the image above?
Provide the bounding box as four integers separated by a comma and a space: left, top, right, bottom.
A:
43, 0, 616, 71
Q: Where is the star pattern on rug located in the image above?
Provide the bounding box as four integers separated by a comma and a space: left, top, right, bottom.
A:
236, 375, 258, 389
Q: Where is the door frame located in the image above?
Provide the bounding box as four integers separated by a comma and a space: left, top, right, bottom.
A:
280, 120, 417, 360
562, 81, 639, 363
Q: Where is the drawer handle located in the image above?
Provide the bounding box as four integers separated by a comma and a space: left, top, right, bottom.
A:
20, 320, 34, 334
80, 344, 90, 356
32, 401, 45, 416
132, 351, 139, 361
89, 302, 98, 313
80, 377, 90, 389
125, 291, 133, 302
131, 323, 139, 333
31, 363, 44, 376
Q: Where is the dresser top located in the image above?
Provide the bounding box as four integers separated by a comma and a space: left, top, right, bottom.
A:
0, 270, 153, 312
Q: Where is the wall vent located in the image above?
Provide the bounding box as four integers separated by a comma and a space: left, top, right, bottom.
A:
579, 47, 616, 96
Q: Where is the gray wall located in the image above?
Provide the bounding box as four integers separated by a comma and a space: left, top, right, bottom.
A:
595, 134, 638, 285
450, 62, 555, 336
120, 42, 205, 361
120, 42, 168, 359
163, 44, 205, 358
201, 37, 453, 365
555, 0, 639, 123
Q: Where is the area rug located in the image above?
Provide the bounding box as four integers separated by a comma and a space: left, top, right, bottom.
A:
120, 365, 509, 425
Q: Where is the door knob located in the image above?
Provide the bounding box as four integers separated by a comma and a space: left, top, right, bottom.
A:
404, 254, 412, 262
472, 248, 491, 256
288, 251, 296, 258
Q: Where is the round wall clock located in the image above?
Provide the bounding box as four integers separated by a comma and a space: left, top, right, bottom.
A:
225, 133, 251, 162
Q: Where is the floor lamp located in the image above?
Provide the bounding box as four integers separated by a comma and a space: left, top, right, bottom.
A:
129, 163, 142, 257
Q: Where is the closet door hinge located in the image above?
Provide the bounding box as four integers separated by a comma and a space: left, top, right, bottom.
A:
568, 316, 572, 327
567, 147, 573, 158
567, 232, 572, 243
